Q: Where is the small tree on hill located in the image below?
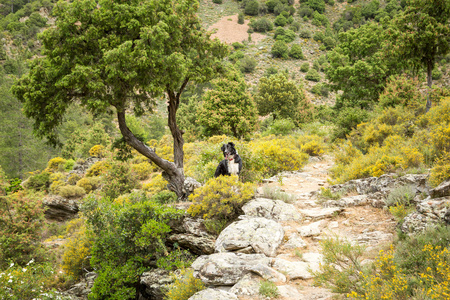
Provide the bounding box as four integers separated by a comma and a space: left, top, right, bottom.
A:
255, 73, 313, 125
198, 67, 258, 139
12, 0, 228, 199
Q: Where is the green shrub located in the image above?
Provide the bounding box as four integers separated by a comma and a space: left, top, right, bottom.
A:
261, 186, 296, 203
0, 191, 46, 268
244, 0, 259, 15
312, 11, 329, 27
143, 173, 169, 195
271, 40, 289, 59
249, 17, 273, 32
131, 161, 152, 180
289, 44, 304, 59
259, 280, 279, 298
307, 0, 326, 13
432, 68, 443, 80
67, 174, 81, 186
305, 68, 321, 81
239, 56, 257, 73
238, 12, 245, 24
229, 50, 245, 62
300, 62, 310, 72
188, 175, 255, 220
232, 42, 244, 49
299, 29, 312, 38
385, 185, 416, 207
429, 152, 450, 187
164, 268, 205, 300
23, 171, 51, 191
61, 221, 92, 280
64, 159, 76, 171
378, 75, 423, 109
203, 219, 228, 236
86, 160, 110, 177
151, 190, 178, 205
83, 194, 184, 299
274, 14, 287, 26
58, 185, 86, 198
264, 118, 296, 136
50, 180, 65, 194
212, 0, 222, 3
298, 7, 313, 18
290, 21, 301, 31
275, 28, 296, 43
101, 161, 140, 199
332, 107, 369, 140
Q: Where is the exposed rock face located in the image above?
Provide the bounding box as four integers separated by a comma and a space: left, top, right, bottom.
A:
299, 207, 343, 220
168, 216, 216, 255
229, 273, 261, 297
140, 269, 175, 300
401, 196, 450, 233
70, 157, 101, 175
242, 198, 302, 221
272, 258, 317, 280
191, 253, 271, 286
430, 180, 450, 198
323, 195, 370, 208
43, 195, 79, 221
215, 217, 284, 257
188, 288, 238, 300
183, 177, 202, 198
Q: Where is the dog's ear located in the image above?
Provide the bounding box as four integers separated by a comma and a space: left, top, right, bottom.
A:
221, 144, 226, 151
228, 142, 235, 147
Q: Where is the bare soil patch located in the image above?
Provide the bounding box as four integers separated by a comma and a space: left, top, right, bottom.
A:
208, 14, 266, 45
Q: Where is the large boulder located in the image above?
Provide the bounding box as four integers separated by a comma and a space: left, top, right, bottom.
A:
401, 197, 450, 233
191, 253, 271, 286
65, 272, 97, 299
215, 217, 284, 257
242, 198, 302, 222
43, 195, 79, 221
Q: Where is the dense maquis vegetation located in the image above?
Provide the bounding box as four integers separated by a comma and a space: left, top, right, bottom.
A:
0, 0, 449, 298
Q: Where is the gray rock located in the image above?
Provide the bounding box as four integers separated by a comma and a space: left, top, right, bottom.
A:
278, 285, 303, 299
356, 231, 393, 244
272, 258, 317, 280
229, 273, 261, 296
65, 272, 97, 299
215, 217, 284, 257
43, 195, 79, 221
298, 220, 323, 237
401, 197, 450, 233
249, 264, 287, 283
188, 288, 238, 300
299, 207, 343, 220
323, 195, 370, 208
242, 198, 302, 221
283, 233, 308, 249
183, 177, 202, 198
431, 180, 450, 198
191, 253, 271, 286
140, 269, 175, 300
167, 233, 215, 255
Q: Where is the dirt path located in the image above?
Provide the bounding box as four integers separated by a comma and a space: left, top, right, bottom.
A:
257, 156, 397, 300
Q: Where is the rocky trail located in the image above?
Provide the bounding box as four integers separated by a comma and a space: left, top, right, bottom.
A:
189, 156, 399, 300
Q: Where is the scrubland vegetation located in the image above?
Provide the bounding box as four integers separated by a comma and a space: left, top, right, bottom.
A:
0, 0, 449, 298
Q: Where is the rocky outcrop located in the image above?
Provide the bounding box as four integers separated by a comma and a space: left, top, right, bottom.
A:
191, 253, 271, 286
430, 180, 450, 198
401, 196, 450, 233
215, 217, 284, 257
43, 195, 79, 221
242, 198, 302, 221
65, 272, 97, 299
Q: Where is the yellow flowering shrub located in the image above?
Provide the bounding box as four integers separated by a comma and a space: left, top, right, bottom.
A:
76, 176, 101, 193
164, 268, 205, 300
85, 160, 110, 177
348, 247, 408, 300
50, 180, 65, 194
89, 145, 105, 158
46, 157, 67, 172
418, 245, 450, 299
61, 223, 92, 280
301, 140, 325, 156
188, 175, 255, 220
58, 185, 86, 198
67, 173, 81, 185
429, 152, 450, 187
143, 173, 168, 195
131, 161, 152, 180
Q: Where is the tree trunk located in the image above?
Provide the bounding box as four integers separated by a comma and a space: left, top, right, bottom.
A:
426, 60, 433, 112
117, 110, 185, 198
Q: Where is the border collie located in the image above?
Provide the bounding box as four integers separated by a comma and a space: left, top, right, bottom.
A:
214, 142, 242, 177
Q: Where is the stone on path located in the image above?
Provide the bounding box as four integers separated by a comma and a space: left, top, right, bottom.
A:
188, 288, 238, 300
229, 273, 261, 297
300, 207, 344, 220
191, 253, 271, 286
242, 198, 302, 221
215, 217, 284, 257
272, 258, 319, 280
298, 220, 324, 237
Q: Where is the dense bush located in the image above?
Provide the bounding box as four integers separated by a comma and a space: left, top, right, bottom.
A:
271, 40, 289, 59
188, 175, 255, 220
23, 171, 51, 191
306, 0, 326, 13
46, 157, 67, 172
101, 161, 140, 199
83, 193, 184, 299
244, 0, 259, 15
238, 56, 258, 73
300, 62, 310, 72
164, 269, 205, 300
275, 28, 296, 43
131, 161, 152, 180
143, 173, 169, 195
89, 145, 105, 158
76, 176, 101, 194
289, 44, 304, 59
151, 190, 178, 205
249, 17, 273, 32
312, 11, 329, 27
238, 12, 245, 24
58, 185, 86, 198
274, 14, 287, 26
305, 68, 321, 81
263, 119, 296, 136
378, 75, 423, 109
85, 160, 110, 177
0, 191, 46, 268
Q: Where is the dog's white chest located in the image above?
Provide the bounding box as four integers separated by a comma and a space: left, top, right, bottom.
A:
227, 159, 240, 175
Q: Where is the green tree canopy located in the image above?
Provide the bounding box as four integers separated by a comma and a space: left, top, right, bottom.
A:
390, 0, 450, 111
255, 73, 312, 125
12, 0, 228, 198
198, 67, 258, 139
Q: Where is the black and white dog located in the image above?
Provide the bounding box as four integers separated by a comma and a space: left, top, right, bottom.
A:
214, 142, 242, 177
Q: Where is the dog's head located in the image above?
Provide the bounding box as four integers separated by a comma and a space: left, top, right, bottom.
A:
221, 142, 237, 158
